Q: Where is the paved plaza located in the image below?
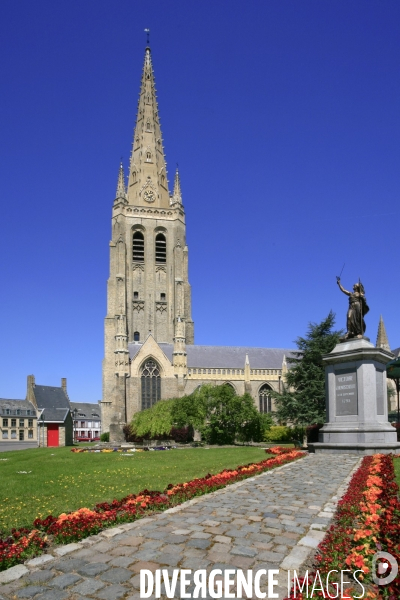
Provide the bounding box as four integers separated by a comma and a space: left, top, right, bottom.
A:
0, 453, 360, 600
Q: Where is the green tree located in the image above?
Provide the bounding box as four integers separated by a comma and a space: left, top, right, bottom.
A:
130, 390, 208, 440
129, 383, 267, 444
130, 397, 175, 438
200, 385, 266, 445
172, 387, 209, 430
273, 311, 342, 427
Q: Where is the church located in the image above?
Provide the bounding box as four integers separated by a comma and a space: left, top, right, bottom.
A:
101, 44, 292, 441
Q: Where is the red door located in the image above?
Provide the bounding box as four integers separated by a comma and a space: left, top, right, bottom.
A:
47, 424, 59, 447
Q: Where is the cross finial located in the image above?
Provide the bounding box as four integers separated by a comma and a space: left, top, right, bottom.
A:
144, 28, 150, 46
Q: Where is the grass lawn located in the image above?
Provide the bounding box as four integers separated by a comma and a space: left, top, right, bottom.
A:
0, 446, 270, 535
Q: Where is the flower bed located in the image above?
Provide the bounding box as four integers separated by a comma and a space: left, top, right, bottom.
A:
0, 447, 304, 572
70, 446, 174, 453
285, 453, 400, 599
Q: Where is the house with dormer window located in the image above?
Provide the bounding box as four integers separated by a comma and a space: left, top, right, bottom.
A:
70, 402, 101, 441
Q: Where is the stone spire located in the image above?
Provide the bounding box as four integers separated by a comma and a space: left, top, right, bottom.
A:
171, 167, 182, 205
127, 46, 169, 207
115, 162, 126, 202
376, 315, 391, 352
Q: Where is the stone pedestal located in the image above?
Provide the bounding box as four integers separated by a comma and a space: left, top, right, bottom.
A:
310, 338, 400, 455
109, 422, 125, 443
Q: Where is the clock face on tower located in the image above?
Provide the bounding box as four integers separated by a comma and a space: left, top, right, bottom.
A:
143, 189, 155, 203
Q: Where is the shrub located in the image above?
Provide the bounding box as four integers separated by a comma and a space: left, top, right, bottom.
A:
261, 412, 274, 431
123, 425, 141, 442
264, 425, 291, 443
289, 425, 305, 444
100, 432, 109, 442
170, 426, 193, 443
123, 424, 193, 443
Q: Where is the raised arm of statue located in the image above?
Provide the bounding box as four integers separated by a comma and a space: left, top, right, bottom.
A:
336, 278, 350, 296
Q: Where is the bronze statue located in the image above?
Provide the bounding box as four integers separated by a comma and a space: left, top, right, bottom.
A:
336, 278, 369, 339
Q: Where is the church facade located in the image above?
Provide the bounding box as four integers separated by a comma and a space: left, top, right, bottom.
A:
101, 46, 293, 440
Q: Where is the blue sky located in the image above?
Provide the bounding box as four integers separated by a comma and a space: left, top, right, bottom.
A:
1, 1, 399, 402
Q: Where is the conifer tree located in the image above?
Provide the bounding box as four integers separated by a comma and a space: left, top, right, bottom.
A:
273, 311, 342, 426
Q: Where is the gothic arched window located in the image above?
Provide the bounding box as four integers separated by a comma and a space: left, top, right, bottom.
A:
155, 233, 166, 263
259, 384, 273, 413
134, 331, 140, 341
141, 359, 161, 410
132, 231, 144, 262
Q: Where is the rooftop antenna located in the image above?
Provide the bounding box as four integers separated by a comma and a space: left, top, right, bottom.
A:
144, 28, 150, 46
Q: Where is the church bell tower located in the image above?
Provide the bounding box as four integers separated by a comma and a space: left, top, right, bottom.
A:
102, 45, 194, 439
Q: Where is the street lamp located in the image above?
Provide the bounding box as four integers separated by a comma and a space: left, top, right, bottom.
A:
72, 408, 78, 442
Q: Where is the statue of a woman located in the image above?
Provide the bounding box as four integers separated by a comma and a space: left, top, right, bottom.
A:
336, 278, 369, 339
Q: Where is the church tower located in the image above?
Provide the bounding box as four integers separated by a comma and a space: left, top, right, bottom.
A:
102, 45, 194, 439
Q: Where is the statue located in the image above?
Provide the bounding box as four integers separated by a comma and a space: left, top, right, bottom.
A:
336, 278, 369, 339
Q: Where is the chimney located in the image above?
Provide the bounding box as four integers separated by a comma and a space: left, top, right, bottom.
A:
61, 378, 68, 397
27, 375, 36, 406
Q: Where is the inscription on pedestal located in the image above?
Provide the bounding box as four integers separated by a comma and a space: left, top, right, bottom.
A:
335, 369, 358, 416
376, 369, 384, 415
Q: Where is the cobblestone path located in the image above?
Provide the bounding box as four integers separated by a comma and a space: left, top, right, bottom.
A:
0, 453, 360, 600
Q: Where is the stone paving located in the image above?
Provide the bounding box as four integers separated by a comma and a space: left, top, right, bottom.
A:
0, 453, 360, 600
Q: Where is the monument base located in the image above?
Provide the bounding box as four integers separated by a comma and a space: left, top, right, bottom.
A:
309, 442, 400, 455
109, 422, 125, 443
312, 337, 400, 455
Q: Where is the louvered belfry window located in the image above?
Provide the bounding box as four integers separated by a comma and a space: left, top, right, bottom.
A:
155, 233, 166, 263
259, 384, 272, 413
141, 360, 161, 410
132, 231, 144, 262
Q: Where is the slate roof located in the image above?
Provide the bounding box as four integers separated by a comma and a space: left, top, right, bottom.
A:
128, 343, 294, 369
34, 385, 70, 423
392, 347, 400, 358
70, 402, 101, 419
0, 398, 37, 417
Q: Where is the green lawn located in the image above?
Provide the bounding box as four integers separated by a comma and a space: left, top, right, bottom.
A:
0, 446, 269, 534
